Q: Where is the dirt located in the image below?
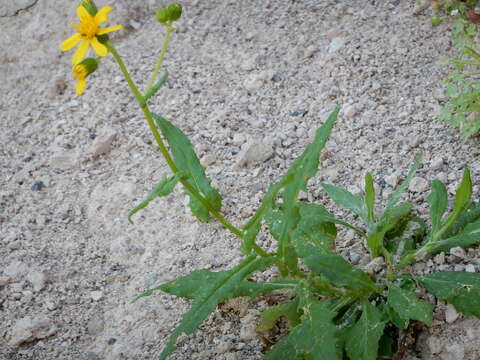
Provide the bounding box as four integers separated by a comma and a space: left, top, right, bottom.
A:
1, 0, 480, 359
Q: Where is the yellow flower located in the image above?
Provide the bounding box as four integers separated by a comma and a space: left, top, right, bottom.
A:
72, 58, 99, 95
61, 2, 123, 65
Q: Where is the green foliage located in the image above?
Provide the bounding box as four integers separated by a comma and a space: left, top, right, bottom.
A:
438, 14, 480, 139
134, 111, 480, 360
153, 113, 223, 222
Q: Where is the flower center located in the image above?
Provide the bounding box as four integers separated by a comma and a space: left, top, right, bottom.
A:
77, 18, 98, 39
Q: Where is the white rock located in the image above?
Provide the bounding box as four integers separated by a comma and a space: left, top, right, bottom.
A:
0, 276, 10, 286
465, 264, 476, 273
9, 316, 56, 347
450, 246, 466, 259
91, 127, 117, 158
200, 154, 217, 167
385, 173, 399, 188
433, 252, 445, 265
90, 290, 103, 301
427, 336, 443, 355
50, 153, 79, 170
243, 71, 273, 91
233, 139, 274, 169
239, 313, 258, 341
329, 37, 345, 53
27, 271, 48, 292
445, 303, 459, 323
443, 342, 465, 360
408, 176, 429, 193
431, 157, 444, 170
344, 104, 358, 118
364, 257, 385, 274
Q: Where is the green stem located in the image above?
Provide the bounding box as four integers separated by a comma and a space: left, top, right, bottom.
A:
106, 42, 267, 257
145, 25, 174, 91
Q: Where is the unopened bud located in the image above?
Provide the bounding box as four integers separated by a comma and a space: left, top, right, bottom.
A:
81, 0, 98, 16
167, 3, 182, 21
156, 8, 170, 24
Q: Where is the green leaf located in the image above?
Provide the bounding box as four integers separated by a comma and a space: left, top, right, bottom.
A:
364, 173, 376, 224
264, 301, 341, 360
345, 301, 386, 360
136, 256, 285, 360
241, 108, 339, 254
153, 113, 222, 222
385, 154, 421, 212
257, 297, 301, 332
143, 70, 168, 104
436, 168, 472, 238
128, 172, 184, 223
419, 271, 480, 318
321, 183, 366, 221
426, 220, 480, 255
443, 202, 480, 238
387, 284, 433, 326
296, 244, 377, 293
427, 180, 448, 235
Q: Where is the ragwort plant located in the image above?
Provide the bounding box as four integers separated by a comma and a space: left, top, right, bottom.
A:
61, 2, 480, 359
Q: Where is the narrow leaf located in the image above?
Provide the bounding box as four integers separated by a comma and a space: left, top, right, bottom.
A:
153, 113, 222, 222
364, 173, 376, 224
387, 283, 433, 326
427, 180, 448, 235
143, 70, 168, 103
426, 220, 480, 255
345, 301, 386, 360
128, 172, 184, 223
321, 183, 366, 220
419, 271, 480, 318
385, 154, 421, 212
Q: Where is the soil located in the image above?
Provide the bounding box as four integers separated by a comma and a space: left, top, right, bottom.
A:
1, 0, 480, 359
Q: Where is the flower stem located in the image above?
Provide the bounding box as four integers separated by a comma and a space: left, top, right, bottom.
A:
105, 42, 268, 258
145, 25, 174, 92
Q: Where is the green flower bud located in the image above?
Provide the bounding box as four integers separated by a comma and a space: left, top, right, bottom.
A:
81, 0, 98, 16
167, 3, 182, 21
156, 8, 170, 24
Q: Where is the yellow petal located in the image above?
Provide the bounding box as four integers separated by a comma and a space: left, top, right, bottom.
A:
97, 25, 123, 35
95, 6, 112, 24
72, 39, 89, 65
61, 33, 81, 51
76, 79, 87, 95
91, 37, 108, 57
77, 5, 91, 22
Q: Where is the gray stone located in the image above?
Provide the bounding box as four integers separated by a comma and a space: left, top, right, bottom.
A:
91, 127, 117, 158
50, 153, 79, 170
9, 316, 56, 347
465, 264, 476, 273
409, 176, 429, 193
90, 290, 103, 301
200, 154, 217, 167
234, 140, 274, 169
329, 37, 345, 53
385, 173, 399, 188
428, 336, 443, 355
450, 246, 466, 259
87, 315, 105, 335
27, 271, 48, 292
445, 303, 459, 323
431, 157, 444, 170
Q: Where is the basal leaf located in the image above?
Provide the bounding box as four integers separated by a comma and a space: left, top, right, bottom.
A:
364, 173, 376, 224
128, 172, 184, 223
387, 283, 433, 326
443, 201, 480, 238
385, 154, 421, 212
296, 244, 377, 293
426, 220, 480, 255
153, 113, 222, 222
257, 297, 301, 332
436, 168, 472, 238
136, 255, 287, 360
264, 301, 341, 360
345, 301, 386, 360
321, 183, 366, 221
427, 180, 448, 235
419, 271, 480, 318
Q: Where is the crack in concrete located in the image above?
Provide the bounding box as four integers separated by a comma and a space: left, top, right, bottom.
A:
0, 0, 40, 18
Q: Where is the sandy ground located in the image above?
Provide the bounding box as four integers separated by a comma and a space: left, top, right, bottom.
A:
1, 0, 480, 359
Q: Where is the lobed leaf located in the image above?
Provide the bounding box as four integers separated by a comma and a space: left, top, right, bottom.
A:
257, 297, 301, 332
128, 172, 184, 223
321, 183, 366, 221
345, 300, 386, 360
264, 301, 341, 360
135, 255, 288, 360
387, 283, 433, 326
153, 113, 222, 222
419, 271, 480, 318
